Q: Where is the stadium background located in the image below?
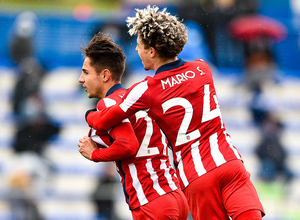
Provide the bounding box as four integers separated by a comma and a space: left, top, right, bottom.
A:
0, 0, 299, 219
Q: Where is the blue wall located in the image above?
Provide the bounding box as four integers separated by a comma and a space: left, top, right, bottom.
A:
0, 4, 299, 74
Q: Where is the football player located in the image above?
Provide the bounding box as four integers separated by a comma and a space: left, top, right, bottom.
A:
78, 32, 189, 220
86, 5, 265, 220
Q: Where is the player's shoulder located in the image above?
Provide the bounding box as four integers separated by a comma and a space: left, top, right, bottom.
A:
132, 77, 150, 86
127, 78, 150, 93
110, 88, 127, 100
97, 89, 126, 110
187, 59, 213, 74
189, 59, 210, 67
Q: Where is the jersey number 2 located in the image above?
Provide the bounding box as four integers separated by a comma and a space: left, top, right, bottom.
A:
135, 111, 161, 157
162, 84, 221, 147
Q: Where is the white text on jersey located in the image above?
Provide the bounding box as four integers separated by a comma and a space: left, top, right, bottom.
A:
160, 67, 204, 90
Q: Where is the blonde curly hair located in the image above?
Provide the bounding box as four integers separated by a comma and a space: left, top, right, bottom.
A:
126, 5, 188, 60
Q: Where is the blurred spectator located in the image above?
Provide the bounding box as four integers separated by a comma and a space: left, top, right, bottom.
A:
255, 114, 294, 184
231, 18, 285, 90
248, 83, 269, 126
91, 162, 120, 220
9, 11, 38, 64
243, 38, 279, 91
7, 171, 44, 220
12, 57, 45, 119
228, 13, 287, 90
12, 100, 60, 156
11, 57, 60, 159
9, 12, 46, 123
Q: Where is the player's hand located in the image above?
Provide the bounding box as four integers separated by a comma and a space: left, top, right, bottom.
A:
85, 108, 97, 123
78, 136, 98, 161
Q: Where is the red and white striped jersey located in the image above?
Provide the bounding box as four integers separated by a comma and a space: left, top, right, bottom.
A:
87, 59, 242, 190
89, 84, 180, 210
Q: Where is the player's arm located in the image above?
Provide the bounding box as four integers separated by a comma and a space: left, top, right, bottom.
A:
78, 121, 139, 162
86, 104, 128, 131
86, 80, 150, 131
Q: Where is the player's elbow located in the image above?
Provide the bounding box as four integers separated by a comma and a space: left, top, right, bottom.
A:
119, 138, 139, 158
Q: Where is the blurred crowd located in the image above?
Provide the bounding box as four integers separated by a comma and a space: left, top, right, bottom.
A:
1, 0, 299, 219
7, 11, 61, 220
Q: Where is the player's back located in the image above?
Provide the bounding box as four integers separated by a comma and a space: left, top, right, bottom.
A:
123, 59, 242, 188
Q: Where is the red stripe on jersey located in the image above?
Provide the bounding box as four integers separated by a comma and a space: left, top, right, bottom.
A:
90, 87, 179, 210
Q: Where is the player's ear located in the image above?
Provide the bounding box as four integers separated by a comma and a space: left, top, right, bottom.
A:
150, 47, 156, 58
102, 69, 111, 82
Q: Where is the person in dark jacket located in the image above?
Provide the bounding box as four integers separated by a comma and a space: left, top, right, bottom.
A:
255, 114, 294, 183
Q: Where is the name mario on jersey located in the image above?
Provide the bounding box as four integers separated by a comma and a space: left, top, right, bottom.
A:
161, 66, 205, 90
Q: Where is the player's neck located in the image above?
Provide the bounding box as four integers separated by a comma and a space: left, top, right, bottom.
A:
154, 57, 178, 72
97, 81, 120, 99
106, 81, 121, 95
